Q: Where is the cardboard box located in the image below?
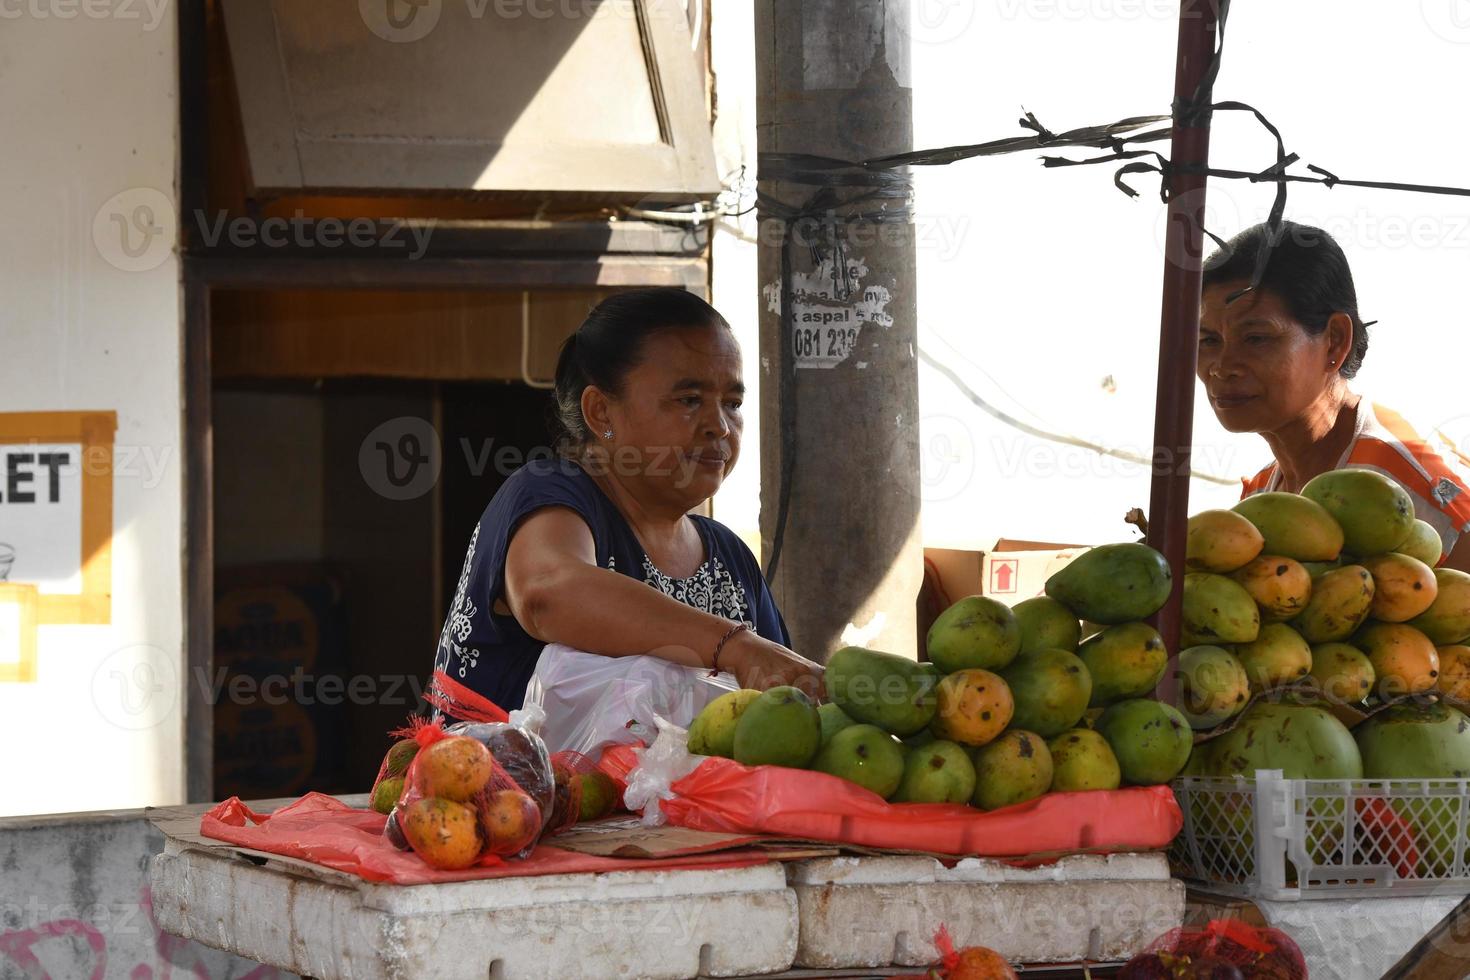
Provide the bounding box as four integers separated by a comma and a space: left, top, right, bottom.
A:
924, 540, 1088, 607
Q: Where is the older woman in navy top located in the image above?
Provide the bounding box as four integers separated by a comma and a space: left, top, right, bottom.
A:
429, 289, 823, 714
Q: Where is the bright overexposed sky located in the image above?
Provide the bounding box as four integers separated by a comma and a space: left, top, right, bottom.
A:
908, 0, 1470, 548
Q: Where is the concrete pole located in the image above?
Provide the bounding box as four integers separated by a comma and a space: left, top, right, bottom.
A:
755, 1, 922, 661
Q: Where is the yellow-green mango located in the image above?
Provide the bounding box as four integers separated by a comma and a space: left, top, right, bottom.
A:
1186, 509, 1265, 573
817, 702, 858, 747
1408, 568, 1470, 644
970, 730, 1053, 811
1175, 645, 1250, 730
1400, 519, 1445, 568
1095, 699, 1193, 785
1047, 729, 1121, 792
824, 646, 939, 737
1233, 622, 1312, 692
926, 595, 1021, 673
1043, 542, 1172, 625
688, 689, 762, 758
1232, 492, 1345, 562
1012, 596, 1082, 654
1309, 642, 1376, 705
1181, 573, 1261, 647
1302, 468, 1416, 558
1291, 565, 1375, 643
1076, 622, 1168, 706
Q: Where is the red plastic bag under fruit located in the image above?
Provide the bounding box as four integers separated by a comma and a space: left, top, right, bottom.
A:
1119, 920, 1307, 980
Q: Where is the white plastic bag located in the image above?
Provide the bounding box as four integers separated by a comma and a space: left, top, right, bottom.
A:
622, 715, 704, 827
524, 643, 738, 757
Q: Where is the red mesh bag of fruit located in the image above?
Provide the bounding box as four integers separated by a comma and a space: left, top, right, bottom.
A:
890, 926, 1017, 980
547, 750, 624, 832
1119, 919, 1306, 980
374, 673, 558, 868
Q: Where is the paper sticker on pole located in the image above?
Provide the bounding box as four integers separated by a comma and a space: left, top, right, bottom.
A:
767, 255, 895, 370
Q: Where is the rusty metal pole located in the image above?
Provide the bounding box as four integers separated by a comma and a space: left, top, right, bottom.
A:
1147, 0, 1221, 669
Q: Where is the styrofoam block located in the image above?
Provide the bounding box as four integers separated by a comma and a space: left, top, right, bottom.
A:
786, 852, 1172, 887
151, 847, 798, 980
788, 855, 1184, 968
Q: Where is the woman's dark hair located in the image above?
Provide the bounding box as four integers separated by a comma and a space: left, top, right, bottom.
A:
551, 288, 731, 449
1202, 220, 1372, 379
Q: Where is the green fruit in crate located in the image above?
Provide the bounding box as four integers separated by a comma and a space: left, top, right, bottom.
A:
1292, 565, 1376, 643
384, 739, 419, 778
1204, 703, 1362, 779
1000, 649, 1092, 738
926, 595, 1022, 673
1309, 643, 1376, 705
1233, 623, 1313, 692
824, 646, 939, 737
1186, 509, 1266, 573
1408, 569, 1470, 644
1355, 701, 1470, 876
811, 724, 906, 799
1043, 542, 1172, 624
688, 689, 762, 758
1181, 573, 1260, 647
732, 686, 822, 769
817, 702, 859, 747
1047, 729, 1121, 792
892, 739, 976, 804
1076, 622, 1168, 706
1301, 469, 1416, 558
1095, 699, 1193, 786
1175, 646, 1250, 730
1012, 596, 1082, 654
1232, 492, 1345, 562
1400, 519, 1446, 567
371, 776, 405, 815
970, 730, 1053, 811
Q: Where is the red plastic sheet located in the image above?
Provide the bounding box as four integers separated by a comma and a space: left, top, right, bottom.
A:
658, 757, 1183, 858
199, 793, 772, 885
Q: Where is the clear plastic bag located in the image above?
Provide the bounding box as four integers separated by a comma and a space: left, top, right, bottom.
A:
622, 716, 705, 827
444, 703, 556, 840
524, 643, 738, 756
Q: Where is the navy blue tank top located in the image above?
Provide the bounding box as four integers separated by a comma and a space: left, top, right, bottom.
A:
429, 457, 789, 714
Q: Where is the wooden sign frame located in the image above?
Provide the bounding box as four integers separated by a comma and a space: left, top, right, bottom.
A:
0, 410, 117, 626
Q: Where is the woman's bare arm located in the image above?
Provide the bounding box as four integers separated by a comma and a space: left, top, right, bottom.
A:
503, 507, 823, 692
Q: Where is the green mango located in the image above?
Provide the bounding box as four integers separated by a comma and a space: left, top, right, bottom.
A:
1044, 543, 1172, 625
1400, 519, 1446, 568
811, 724, 906, 798
1292, 565, 1375, 643
1302, 469, 1416, 558
732, 686, 821, 768
1181, 573, 1260, 647
1175, 645, 1250, 730
817, 702, 858, 747
1012, 596, 1082, 654
1408, 568, 1470, 644
1076, 622, 1168, 706
1095, 699, 1193, 785
926, 595, 1021, 673
1000, 648, 1092, 738
824, 646, 940, 737
891, 739, 976, 803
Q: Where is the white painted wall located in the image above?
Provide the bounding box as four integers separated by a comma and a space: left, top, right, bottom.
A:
0, 6, 181, 817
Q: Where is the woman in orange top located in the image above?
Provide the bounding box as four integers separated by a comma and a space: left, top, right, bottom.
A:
1198, 221, 1470, 572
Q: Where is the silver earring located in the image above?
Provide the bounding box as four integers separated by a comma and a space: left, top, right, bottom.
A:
603, 429, 613, 440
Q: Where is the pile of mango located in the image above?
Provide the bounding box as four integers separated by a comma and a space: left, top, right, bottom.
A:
687, 540, 1191, 809
1178, 469, 1470, 729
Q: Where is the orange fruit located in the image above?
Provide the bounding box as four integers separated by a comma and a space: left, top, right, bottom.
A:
1357, 623, 1440, 699
931, 669, 1013, 747
414, 735, 494, 801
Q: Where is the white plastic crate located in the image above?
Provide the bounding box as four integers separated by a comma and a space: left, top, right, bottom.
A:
1171, 770, 1470, 901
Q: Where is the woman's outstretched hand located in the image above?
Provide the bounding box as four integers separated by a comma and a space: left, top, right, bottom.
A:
722, 631, 825, 701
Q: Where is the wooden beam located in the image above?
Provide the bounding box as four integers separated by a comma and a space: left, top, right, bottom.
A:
184, 255, 706, 292
183, 278, 214, 803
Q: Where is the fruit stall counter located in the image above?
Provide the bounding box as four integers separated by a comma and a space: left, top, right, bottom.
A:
145, 799, 1183, 979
